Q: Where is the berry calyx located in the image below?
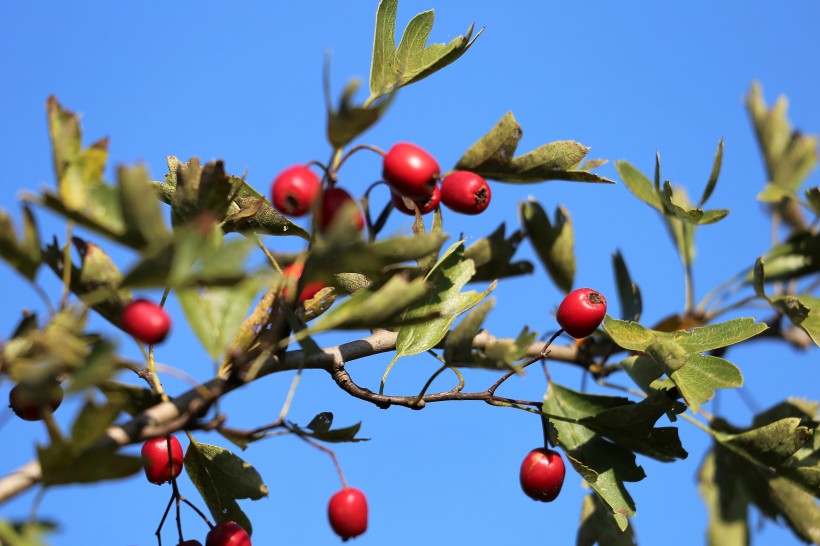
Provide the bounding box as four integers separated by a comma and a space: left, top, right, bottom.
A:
555, 288, 607, 338
382, 142, 440, 200
283, 262, 325, 302
391, 184, 441, 215
8, 380, 63, 421
141, 435, 184, 485
121, 299, 172, 345
317, 187, 364, 233
519, 448, 566, 502
206, 521, 251, 546
271, 165, 321, 217
328, 487, 368, 541
440, 171, 491, 215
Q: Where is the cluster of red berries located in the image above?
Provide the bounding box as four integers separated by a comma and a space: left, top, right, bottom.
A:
270, 142, 492, 229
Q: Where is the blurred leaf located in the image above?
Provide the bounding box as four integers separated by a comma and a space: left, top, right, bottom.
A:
0, 205, 41, 281
753, 258, 820, 346
368, 0, 482, 103
661, 181, 729, 225
185, 438, 269, 535
520, 199, 575, 293
65, 340, 119, 392
0, 520, 58, 546
39, 441, 142, 486
456, 113, 614, 184
806, 187, 820, 215
464, 224, 532, 281
97, 381, 163, 417
699, 138, 724, 207
70, 398, 123, 450
612, 250, 642, 321
328, 78, 393, 148
306, 274, 432, 332
178, 277, 264, 361
577, 493, 637, 546
393, 244, 493, 359
544, 383, 643, 532
167, 158, 232, 226
614, 161, 663, 211
604, 317, 765, 411
746, 82, 818, 194
698, 449, 750, 546
755, 230, 820, 282
118, 164, 172, 248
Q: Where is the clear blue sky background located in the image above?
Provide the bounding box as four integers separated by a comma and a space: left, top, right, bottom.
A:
1, 2, 819, 545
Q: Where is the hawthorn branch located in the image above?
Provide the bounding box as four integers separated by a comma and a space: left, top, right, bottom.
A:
0, 329, 587, 505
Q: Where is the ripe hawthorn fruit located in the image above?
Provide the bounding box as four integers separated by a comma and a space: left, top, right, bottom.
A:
141, 435, 184, 485
328, 487, 368, 541
283, 262, 325, 302
271, 165, 321, 217
317, 187, 364, 233
440, 171, 491, 215
555, 288, 607, 338
121, 299, 172, 345
8, 380, 63, 421
382, 142, 440, 200
519, 448, 566, 502
205, 521, 252, 546
391, 184, 441, 215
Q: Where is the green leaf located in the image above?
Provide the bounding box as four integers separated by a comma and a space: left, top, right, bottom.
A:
697, 449, 750, 546
167, 158, 233, 226
117, 164, 172, 248
455, 112, 614, 184
368, 0, 482, 103
520, 199, 575, 293
669, 355, 742, 412
661, 181, 729, 225
307, 274, 431, 333
70, 398, 123, 450
612, 250, 642, 321
543, 384, 642, 531
292, 412, 369, 443
97, 381, 163, 417
614, 161, 663, 212
393, 244, 493, 359
756, 230, 820, 282
715, 417, 813, 470
327, 78, 393, 149
806, 186, 820, 215
443, 299, 494, 366
178, 277, 264, 361
39, 442, 142, 486
0, 205, 41, 281
185, 439, 269, 535
699, 138, 724, 208
752, 258, 819, 346
463, 224, 532, 282
577, 493, 637, 546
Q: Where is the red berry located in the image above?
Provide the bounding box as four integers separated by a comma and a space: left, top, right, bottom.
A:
391, 184, 441, 216
271, 165, 321, 217
141, 435, 184, 485
519, 448, 566, 502
382, 142, 440, 199
440, 171, 491, 215
121, 299, 171, 345
328, 487, 368, 541
206, 521, 251, 546
556, 288, 607, 338
317, 187, 364, 233
283, 262, 325, 302
8, 380, 63, 421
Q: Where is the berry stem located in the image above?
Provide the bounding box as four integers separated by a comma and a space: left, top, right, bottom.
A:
337, 144, 386, 173
154, 491, 175, 546
293, 431, 348, 489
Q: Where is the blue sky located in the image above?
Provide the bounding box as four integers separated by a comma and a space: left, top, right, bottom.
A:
1, 2, 819, 545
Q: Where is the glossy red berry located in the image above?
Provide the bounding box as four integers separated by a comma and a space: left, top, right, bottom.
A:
318, 187, 364, 233
8, 380, 63, 421
141, 435, 184, 485
206, 521, 251, 546
556, 288, 607, 338
519, 448, 566, 502
391, 184, 441, 216
121, 299, 171, 345
271, 165, 321, 217
283, 262, 325, 302
328, 487, 368, 541
440, 171, 491, 215
382, 142, 440, 200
